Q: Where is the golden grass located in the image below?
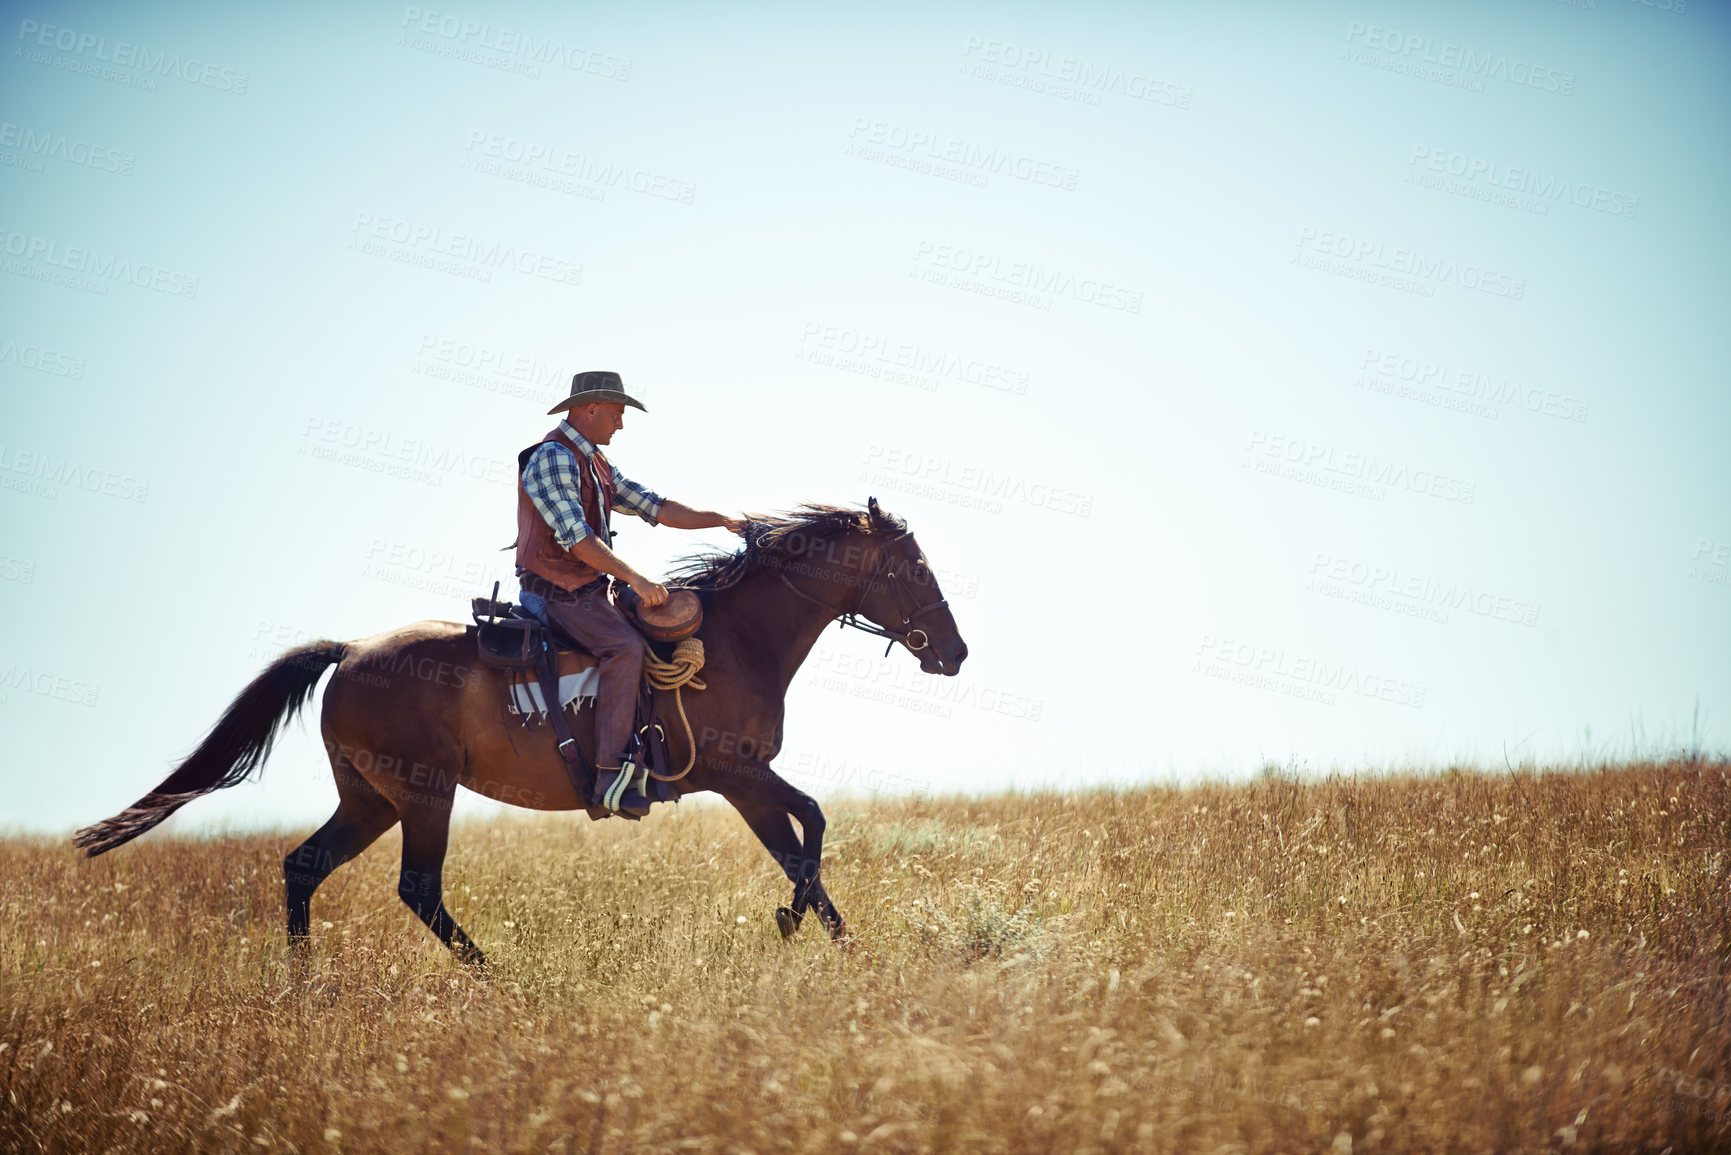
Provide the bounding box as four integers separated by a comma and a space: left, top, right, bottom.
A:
3, 760, 1728, 1153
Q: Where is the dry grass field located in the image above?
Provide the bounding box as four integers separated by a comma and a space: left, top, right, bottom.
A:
3, 759, 1728, 1154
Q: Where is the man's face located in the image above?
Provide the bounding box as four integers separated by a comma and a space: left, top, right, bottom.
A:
570, 401, 626, 445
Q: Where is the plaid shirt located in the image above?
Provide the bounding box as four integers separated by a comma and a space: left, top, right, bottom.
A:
521, 421, 664, 549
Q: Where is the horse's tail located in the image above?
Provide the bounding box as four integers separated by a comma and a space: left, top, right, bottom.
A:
73, 640, 348, 857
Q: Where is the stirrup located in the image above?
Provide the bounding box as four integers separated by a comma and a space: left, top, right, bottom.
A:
609, 761, 654, 817
595, 763, 633, 811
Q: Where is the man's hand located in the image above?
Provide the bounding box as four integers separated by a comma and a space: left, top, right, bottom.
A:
630, 576, 669, 607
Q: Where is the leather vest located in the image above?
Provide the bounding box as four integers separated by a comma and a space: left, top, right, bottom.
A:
514, 426, 617, 591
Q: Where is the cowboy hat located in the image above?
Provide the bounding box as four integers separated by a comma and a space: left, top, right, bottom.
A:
546, 370, 648, 415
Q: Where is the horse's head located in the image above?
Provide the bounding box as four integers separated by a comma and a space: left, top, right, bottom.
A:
849, 497, 968, 676
680, 499, 970, 675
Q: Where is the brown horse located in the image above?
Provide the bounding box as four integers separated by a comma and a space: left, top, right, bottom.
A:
74, 500, 967, 964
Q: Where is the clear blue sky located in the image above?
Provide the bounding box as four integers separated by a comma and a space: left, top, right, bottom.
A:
2, 0, 1727, 833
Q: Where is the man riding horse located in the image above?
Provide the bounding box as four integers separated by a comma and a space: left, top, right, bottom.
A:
74, 370, 970, 961
514, 370, 747, 815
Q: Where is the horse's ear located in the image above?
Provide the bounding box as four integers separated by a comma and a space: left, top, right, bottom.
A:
868, 495, 880, 517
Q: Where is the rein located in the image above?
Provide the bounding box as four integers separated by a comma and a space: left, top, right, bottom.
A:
775, 532, 950, 657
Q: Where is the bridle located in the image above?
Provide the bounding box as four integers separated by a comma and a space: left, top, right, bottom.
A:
776, 531, 951, 657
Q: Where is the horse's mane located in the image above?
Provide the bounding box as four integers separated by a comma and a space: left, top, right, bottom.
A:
668, 502, 907, 594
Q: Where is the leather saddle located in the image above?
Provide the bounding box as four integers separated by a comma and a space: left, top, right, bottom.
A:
470, 582, 701, 668
472, 592, 584, 669
468, 582, 699, 821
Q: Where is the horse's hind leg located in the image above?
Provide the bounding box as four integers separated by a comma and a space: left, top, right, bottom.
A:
285, 757, 399, 943
397, 803, 485, 967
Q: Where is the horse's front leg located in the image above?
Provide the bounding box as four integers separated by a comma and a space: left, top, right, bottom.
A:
725, 779, 845, 941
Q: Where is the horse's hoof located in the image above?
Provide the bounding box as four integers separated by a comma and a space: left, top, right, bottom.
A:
774, 907, 801, 939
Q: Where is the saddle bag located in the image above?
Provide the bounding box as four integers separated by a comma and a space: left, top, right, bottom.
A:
472, 583, 544, 669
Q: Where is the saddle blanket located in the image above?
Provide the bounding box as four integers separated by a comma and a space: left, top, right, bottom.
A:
507, 666, 599, 716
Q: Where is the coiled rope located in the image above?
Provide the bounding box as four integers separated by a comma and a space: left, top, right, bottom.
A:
641, 637, 706, 781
